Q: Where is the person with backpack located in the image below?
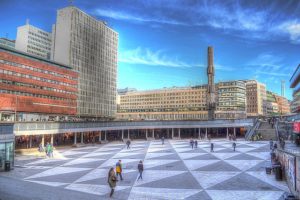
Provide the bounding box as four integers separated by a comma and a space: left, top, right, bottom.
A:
116, 160, 123, 181
126, 140, 131, 149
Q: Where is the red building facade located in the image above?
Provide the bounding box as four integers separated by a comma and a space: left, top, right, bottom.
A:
0, 46, 78, 119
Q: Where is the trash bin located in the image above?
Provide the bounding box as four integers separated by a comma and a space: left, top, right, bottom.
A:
273, 164, 282, 180
4, 161, 10, 171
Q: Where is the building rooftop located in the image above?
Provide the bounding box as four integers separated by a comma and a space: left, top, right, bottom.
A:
0, 44, 72, 70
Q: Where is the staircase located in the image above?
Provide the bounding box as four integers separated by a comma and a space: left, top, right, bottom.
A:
255, 121, 277, 140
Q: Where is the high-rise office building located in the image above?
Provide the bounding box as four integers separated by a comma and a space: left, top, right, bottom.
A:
15, 20, 52, 59
245, 80, 267, 116
51, 6, 118, 119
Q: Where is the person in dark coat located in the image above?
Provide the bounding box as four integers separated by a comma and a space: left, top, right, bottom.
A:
194, 140, 198, 148
161, 136, 165, 145
210, 143, 214, 152
232, 142, 236, 151
126, 140, 131, 149
108, 168, 117, 197
190, 139, 194, 149
270, 139, 273, 150
137, 160, 144, 180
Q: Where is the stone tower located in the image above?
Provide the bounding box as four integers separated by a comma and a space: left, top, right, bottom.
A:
207, 46, 216, 120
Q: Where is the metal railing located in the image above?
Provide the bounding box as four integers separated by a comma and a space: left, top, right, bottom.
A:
13, 119, 254, 135
245, 118, 260, 140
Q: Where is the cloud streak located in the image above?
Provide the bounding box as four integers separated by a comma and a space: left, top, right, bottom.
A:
119, 47, 233, 71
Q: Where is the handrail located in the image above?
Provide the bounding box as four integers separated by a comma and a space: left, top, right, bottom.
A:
245, 118, 260, 140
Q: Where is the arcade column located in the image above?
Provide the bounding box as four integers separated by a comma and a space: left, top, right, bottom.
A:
205, 128, 208, 139
81, 132, 84, 144
121, 130, 124, 140
74, 132, 77, 145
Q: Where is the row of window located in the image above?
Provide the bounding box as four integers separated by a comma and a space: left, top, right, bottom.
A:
29, 31, 51, 43
0, 89, 75, 102
0, 59, 76, 81
0, 68, 76, 88
0, 79, 76, 95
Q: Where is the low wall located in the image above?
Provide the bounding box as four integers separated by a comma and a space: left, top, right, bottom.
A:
276, 149, 300, 198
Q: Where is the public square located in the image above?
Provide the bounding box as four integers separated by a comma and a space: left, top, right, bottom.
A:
0, 139, 289, 200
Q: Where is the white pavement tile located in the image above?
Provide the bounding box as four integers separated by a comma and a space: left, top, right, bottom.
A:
25, 158, 70, 166
66, 183, 130, 196
212, 152, 241, 160
99, 159, 140, 168
62, 158, 104, 166
206, 190, 285, 200
246, 152, 271, 160
191, 171, 240, 189
143, 159, 179, 169
145, 153, 174, 159
178, 153, 208, 160
183, 160, 220, 171
25, 180, 69, 187
223, 160, 264, 171
128, 187, 201, 200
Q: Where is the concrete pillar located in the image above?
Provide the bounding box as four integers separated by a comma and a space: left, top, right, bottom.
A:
105, 131, 107, 141
198, 128, 201, 139
179, 128, 181, 139
146, 129, 148, 139
122, 130, 124, 140
172, 128, 174, 139
81, 132, 84, 144
152, 129, 155, 138
41, 135, 45, 147
234, 128, 236, 137
226, 128, 229, 139
29, 135, 32, 148
74, 132, 77, 145
50, 134, 54, 145
128, 130, 130, 139
99, 131, 102, 142
205, 128, 208, 139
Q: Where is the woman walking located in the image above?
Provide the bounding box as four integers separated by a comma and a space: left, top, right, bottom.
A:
108, 168, 117, 198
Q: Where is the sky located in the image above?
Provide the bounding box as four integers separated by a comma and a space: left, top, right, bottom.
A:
1, 0, 300, 100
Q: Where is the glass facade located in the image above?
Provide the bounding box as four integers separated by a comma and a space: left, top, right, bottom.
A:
0, 123, 14, 171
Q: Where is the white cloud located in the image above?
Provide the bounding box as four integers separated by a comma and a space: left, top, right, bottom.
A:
119, 47, 234, 71
278, 20, 300, 43
119, 47, 191, 68
94, 9, 187, 26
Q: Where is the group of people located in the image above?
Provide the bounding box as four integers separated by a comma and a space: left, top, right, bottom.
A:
108, 159, 144, 198
189, 139, 198, 149
38, 142, 54, 158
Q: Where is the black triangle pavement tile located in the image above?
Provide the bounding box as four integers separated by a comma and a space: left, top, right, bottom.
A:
207, 172, 282, 191
136, 172, 202, 189
226, 153, 263, 161
195, 160, 241, 172
185, 190, 212, 200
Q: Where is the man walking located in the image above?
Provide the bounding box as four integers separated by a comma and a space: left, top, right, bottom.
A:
210, 143, 214, 152
126, 140, 131, 149
116, 160, 123, 181
194, 140, 198, 148
190, 139, 194, 149
232, 142, 236, 152
137, 160, 144, 180
161, 136, 165, 145
108, 168, 117, 198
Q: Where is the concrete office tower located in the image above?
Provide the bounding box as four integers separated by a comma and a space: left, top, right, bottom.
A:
52, 6, 118, 119
15, 20, 52, 59
207, 46, 216, 120
245, 80, 267, 116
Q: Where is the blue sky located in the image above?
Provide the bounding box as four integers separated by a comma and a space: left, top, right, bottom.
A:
1, 0, 300, 99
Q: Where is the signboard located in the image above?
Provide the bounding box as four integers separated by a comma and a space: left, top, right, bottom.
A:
293, 122, 300, 133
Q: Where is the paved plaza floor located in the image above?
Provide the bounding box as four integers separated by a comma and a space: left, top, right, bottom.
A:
0, 139, 290, 200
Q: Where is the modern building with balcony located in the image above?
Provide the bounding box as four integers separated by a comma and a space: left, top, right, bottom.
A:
245, 80, 267, 117
290, 64, 300, 113
0, 45, 78, 121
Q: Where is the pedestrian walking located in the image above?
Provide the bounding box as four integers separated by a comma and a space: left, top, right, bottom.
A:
229, 134, 232, 141
108, 168, 117, 198
126, 140, 131, 149
194, 140, 198, 148
210, 143, 214, 152
273, 143, 277, 150
190, 139, 194, 149
232, 142, 236, 152
137, 160, 144, 180
161, 136, 165, 145
116, 160, 123, 181
208, 134, 211, 142
49, 144, 54, 158
45, 142, 50, 157
269, 139, 273, 150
